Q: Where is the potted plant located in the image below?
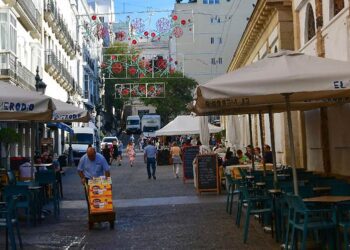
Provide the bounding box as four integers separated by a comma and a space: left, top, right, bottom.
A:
0, 127, 21, 170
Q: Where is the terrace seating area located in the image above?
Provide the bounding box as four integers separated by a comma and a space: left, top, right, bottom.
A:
225, 166, 350, 249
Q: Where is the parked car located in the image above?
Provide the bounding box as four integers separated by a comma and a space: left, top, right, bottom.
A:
212, 119, 220, 127
100, 136, 118, 150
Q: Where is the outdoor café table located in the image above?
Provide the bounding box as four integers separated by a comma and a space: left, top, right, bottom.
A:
313, 186, 332, 195
225, 164, 251, 175
33, 163, 53, 171
303, 196, 350, 203
15, 181, 43, 224
304, 195, 350, 248
268, 189, 283, 242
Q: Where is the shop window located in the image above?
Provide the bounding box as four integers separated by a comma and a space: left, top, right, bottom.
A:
331, 0, 344, 17
305, 3, 316, 43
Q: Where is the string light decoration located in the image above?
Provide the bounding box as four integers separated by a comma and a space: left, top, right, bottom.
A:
81, 14, 193, 46
115, 83, 165, 98
101, 53, 184, 79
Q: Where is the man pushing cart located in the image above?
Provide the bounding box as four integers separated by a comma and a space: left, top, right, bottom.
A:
77, 147, 116, 230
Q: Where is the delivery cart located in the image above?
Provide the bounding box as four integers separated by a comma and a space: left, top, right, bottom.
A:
84, 177, 116, 230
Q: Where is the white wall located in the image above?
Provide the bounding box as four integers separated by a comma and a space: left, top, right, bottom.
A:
295, 0, 350, 175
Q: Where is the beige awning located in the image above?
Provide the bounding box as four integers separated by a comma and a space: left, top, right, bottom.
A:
52, 99, 90, 122
193, 50, 350, 115
0, 81, 55, 121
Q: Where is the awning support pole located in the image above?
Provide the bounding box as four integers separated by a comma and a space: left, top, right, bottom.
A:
248, 114, 255, 171
259, 111, 266, 177
268, 107, 278, 186
283, 93, 299, 195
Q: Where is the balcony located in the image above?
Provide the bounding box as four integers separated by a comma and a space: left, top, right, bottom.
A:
4, 0, 42, 39
0, 51, 36, 90
44, 50, 60, 77
44, 50, 75, 92
44, 0, 55, 24
44, 0, 76, 58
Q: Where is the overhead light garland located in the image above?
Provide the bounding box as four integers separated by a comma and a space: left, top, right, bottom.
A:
115, 83, 165, 98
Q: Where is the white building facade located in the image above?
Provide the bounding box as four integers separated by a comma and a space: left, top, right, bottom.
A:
293, 0, 350, 175
174, 0, 256, 85
0, 0, 101, 160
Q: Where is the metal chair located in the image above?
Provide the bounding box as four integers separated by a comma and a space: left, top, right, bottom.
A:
0, 195, 23, 250
35, 170, 60, 218
288, 195, 336, 250
237, 185, 273, 243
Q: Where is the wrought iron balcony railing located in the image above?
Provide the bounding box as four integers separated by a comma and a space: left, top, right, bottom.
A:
0, 51, 36, 89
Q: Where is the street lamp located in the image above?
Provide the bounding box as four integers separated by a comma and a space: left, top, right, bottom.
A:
66, 92, 74, 105
34, 66, 47, 159
35, 66, 47, 94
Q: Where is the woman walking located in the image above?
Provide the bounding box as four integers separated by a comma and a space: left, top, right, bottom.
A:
170, 142, 182, 178
126, 141, 136, 167
102, 144, 111, 165
110, 140, 119, 167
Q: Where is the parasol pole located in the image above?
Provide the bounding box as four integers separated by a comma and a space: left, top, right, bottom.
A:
268, 106, 278, 186
248, 114, 255, 171
283, 93, 299, 195
258, 111, 266, 177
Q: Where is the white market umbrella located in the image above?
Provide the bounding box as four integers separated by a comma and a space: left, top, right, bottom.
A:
193, 50, 350, 195
155, 115, 222, 136
0, 81, 55, 121
199, 116, 210, 146
51, 99, 90, 122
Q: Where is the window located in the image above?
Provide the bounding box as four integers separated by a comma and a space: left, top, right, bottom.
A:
0, 13, 7, 50
218, 37, 222, 44
204, 0, 219, 4
84, 75, 89, 98
305, 3, 316, 43
0, 11, 17, 53
210, 37, 214, 44
331, 0, 344, 17
211, 58, 216, 65
218, 58, 222, 64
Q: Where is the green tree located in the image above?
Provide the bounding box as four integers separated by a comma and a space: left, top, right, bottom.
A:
140, 73, 198, 124
0, 127, 21, 169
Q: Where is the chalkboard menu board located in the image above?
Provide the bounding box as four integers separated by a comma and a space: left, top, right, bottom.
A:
182, 146, 200, 180
196, 154, 218, 193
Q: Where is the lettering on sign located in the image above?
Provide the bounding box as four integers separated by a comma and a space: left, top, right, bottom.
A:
333, 80, 348, 89
205, 97, 250, 108
0, 102, 35, 112
52, 112, 82, 120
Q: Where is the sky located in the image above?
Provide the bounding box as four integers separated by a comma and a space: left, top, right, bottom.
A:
114, 0, 175, 27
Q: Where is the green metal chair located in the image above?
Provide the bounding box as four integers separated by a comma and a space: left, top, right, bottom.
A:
288, 195, 336, 250
35, 170, 60, 218
225, 174, 240, 214
237, 185, 273, 243
0, 195, 23, 250
3, 185, 36, 226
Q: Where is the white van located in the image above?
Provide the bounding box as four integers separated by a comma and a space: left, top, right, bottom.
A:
69, 126, 99, 166
126, 115, 141, 134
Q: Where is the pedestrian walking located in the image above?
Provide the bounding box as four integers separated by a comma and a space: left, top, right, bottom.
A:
170, 142, 182, 178
110, 140, 119, 166
102, 144, 111, 165
117, 141, 123, 165
77, 147, 110, 184
144, 140, 157, 180
126, 141, 136, 167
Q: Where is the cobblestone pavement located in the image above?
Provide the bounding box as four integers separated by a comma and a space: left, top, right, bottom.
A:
0, 154, 280, 250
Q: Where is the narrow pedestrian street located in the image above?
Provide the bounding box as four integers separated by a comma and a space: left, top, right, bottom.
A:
0, 153, 280, 250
